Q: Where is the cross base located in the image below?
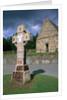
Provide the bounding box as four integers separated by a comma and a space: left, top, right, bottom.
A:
11, 65, 30, 84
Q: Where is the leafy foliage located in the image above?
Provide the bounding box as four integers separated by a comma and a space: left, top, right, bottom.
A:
26, 34, 38, 50
3, 33, 38, 51
3, 37, 17, 51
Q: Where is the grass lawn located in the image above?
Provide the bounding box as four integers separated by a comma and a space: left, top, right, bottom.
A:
4, 51, 58, 56
3, 74, 58, 95
26, 51, 58, 56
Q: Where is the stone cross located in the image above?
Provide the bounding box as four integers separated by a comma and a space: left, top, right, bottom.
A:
12, 24, 33, 84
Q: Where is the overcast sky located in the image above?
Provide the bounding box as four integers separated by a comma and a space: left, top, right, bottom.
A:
3, 9, 58, 38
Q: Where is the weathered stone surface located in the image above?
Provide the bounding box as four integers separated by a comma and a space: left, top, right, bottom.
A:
26, 57, 32, 64
36, 18, 58, 53
12, 71, 23, 83
3, 58, 7, 64
42, 60, 50, 64
11, 24, 33, 84
12, 65, 30, 84
3, 55, 58, 65
16, 65, 29, 71
52, 59, 58, 64
35, 59, 39, 64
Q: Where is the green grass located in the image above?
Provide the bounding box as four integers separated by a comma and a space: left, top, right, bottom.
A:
3, 51, 58, 56
3, 74, 58, 95
26, 51, 58, 56
3, 51, 17, 56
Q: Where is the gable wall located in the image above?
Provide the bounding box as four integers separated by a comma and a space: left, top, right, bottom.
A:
37, 19, 58, 39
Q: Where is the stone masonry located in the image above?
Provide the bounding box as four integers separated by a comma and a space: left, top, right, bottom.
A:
36, 18, 58, 53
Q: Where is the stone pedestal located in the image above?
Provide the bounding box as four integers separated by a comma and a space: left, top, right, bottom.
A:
12, 65, 30, 84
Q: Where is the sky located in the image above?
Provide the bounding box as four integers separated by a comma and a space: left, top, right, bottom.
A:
3, 9, 58, 38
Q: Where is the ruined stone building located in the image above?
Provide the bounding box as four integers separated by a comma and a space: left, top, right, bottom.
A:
36, 18, 58, 53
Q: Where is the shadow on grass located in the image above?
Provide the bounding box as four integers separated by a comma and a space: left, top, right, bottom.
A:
31, 69, 45, 80
3, 71, 58, 95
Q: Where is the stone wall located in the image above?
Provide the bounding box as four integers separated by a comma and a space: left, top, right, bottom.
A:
3, 55, 58, 65
36, 35, 58, 52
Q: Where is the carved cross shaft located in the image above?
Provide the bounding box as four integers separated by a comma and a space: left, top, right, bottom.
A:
12, 24, 33, 66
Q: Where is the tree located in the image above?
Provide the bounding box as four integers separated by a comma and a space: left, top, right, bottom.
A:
3, 32, 38, 51
3, 37, 16, 51
3, 38, 8, 51
26, 33, 38, 50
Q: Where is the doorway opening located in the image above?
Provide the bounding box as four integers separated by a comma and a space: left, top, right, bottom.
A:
46, 43, 49, 52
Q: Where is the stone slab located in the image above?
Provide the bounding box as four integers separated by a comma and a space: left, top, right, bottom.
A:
12, 65, 30, 84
